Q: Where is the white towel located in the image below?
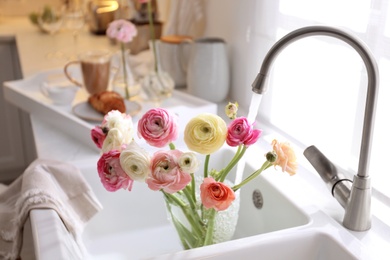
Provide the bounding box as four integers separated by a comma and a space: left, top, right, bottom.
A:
0, 159, 103, 260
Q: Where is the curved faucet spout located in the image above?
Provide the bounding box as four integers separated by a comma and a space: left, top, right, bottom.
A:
252, 25, 379, 231
252, 25, 378, 179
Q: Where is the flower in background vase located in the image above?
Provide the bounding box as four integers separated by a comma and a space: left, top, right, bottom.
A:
226, 117, 262, 147
97, 149, 133, 192
106, 19, 137, 43
271, 139, 298, 176
139, 0, 175, 104
106, 19, 138, 99
147, 150, 192, 193
200, 177, 236, 211
137, 108, 179, 147
184, 113, 227, 155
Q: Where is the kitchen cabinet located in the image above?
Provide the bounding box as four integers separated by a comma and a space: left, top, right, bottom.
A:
0, 36, 36, 183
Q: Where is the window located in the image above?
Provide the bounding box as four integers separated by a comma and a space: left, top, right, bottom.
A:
254, 0, 390, 198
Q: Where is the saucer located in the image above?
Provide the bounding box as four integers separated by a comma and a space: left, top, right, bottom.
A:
72, 100, 142, 122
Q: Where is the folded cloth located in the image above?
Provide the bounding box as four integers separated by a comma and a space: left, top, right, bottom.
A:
0, 159, 103, 260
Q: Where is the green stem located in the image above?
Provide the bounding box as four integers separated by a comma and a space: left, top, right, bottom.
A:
203, 209, 217, 246
120, 43, 130, 99
204, 154, 210, 178
232, 161, 273, 191
219, 145, 247, 182
163, 191, 186, 208
163, 191, 204, 239
190, 173, 196, 202
183, 186, 197, 211
147, 0, 158, 73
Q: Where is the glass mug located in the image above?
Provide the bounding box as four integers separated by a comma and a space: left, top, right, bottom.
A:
64, 50, 111, 95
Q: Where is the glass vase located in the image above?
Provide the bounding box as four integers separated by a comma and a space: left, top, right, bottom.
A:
164, 176, 240, 250
142, 40, 175, 106
112, 47, 141, 100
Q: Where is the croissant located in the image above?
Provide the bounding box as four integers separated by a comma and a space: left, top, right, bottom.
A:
88, 91, 126, 115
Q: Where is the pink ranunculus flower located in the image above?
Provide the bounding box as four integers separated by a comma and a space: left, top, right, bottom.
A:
146, 150, 191, 193
200, 177, 235, 211
106, 19, 137, 43
137, 108, 178, 148
91, 126, 106, 149
97, 150, 133, 192
226, 117, 262, 147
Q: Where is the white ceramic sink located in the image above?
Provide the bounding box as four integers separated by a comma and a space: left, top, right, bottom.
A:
154, 228, 360, 260
215, 230, 358, 260
80, 147, 310, 259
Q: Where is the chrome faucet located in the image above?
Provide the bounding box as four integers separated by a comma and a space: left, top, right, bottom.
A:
252, 25, 378, 231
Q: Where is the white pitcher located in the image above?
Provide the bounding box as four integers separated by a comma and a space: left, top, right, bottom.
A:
186, 38, 230, 103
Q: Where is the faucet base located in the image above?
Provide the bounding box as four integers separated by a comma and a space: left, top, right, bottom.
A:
343, 175, 371, 231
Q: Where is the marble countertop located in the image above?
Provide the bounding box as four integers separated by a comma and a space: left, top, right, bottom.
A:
0, 16, 118, 77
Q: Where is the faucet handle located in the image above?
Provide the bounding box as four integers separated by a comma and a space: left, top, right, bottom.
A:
304, 145, 352, 208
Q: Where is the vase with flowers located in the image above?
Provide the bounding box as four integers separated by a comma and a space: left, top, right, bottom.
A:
90, 101, 297, 250
106, 19, 141, 100
139, 0, 174, 105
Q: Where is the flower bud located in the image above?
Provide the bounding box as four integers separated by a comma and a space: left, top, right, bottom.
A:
266, 151, 277, 163
225, 102, 239, 119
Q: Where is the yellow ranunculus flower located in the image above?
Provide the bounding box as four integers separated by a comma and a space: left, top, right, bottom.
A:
184, 113, 227, 155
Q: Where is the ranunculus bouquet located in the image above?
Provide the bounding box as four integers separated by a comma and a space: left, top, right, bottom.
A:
91, 102, 297, 249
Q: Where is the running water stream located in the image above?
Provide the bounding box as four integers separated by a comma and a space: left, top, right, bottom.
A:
234, 93, 263, 186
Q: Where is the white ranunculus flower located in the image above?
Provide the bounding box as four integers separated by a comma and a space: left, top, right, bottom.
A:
103, 110, 134, 145
120, 142, 151, 181
102, 128, 126, 153
103, 110, 125, 128
178, 152, 199, 174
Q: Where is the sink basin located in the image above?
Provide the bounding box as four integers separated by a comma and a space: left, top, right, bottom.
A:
154, 229, 360, 260
259, 230, 357, 260
80, 147, 310, 259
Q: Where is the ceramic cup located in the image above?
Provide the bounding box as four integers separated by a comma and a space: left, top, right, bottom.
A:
64, 50, 111, 95
186, 37, 230, 103
156, 35, 192, 88
41, 81, 78, 105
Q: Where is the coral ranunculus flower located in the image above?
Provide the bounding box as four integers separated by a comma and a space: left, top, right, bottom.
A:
184, 113, 227, 155
97, 150, 134, 192
271, 139, 298, 176
226, 117, 262, 147
146, 150, 192, 193
138, 108, 178, 148
200, 177, 235, 211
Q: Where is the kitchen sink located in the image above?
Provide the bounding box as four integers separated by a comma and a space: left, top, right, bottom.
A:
80, 147, 310, 259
